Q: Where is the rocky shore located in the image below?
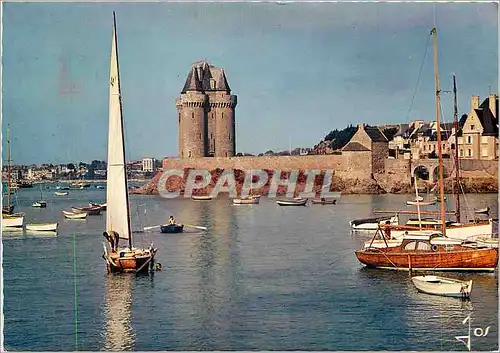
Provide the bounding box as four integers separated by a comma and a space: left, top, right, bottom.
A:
130, 169, 498, 196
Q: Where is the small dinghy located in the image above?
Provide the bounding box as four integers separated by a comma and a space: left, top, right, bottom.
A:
406, 198, 437, 206
160, 224, 184, 233
276, 197, 308, 206
191, 195, 212, 201
55, 191, 69, 196
233, 196, 260, 205
63, 210, 88, 219
411, 275, 472, 299
72, 205, 102, 215
311, 198, 336, 205
474, 207, 490, 215
89, 202, 107, 211
26, 222, 58, 232
350, 215, 399, 230
32, 201, 47, 208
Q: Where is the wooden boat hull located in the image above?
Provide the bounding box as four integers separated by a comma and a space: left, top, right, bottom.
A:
2, 214, 24, 228
276, 198, 308, 206
160, 224, 184, 233
90, 203, 107, 211
26, 223, 58, 232
411, 275, 472, 298
406, 199, 437, 206
103, 247, 157, 274
355, 247, 498, 271
350, 216, 399, 230
72, 206, 102, 215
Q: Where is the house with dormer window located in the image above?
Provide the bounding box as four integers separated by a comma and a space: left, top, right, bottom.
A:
456, 94, 498, 160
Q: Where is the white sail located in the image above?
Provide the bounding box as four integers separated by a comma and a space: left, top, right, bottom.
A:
106, 12, 131, 241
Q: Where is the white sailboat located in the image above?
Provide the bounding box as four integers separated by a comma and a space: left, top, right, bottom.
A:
2, 125, 24, 229
101, 12, 157, 274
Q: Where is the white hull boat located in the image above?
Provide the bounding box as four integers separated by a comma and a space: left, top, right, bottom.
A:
474, 207, 490, 215
2, 213, 24, 228
233, 197, 260, 204
63, 210, 88, 219
276, 197, 308, 206
26, 222, 58, 232
406, 198, 437, 206
55, 191, 69, 196
191, 195, 212, 201
411, 275, 472, 298
350, 215, 399, 231
387, 220, 493, 241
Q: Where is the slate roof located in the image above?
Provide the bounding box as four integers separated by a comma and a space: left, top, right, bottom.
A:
342, 142, 371, 151
394, 123, 410, 137
364, 125, 388, 142
456, 96, 498, 137
181, 61, 232, 94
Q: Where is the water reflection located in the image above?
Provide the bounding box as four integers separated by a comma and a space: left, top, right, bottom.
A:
102, 275, 135, 351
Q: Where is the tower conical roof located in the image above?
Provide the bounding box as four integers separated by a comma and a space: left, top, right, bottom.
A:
181, 67, 202, 93
216, 68, 231, 93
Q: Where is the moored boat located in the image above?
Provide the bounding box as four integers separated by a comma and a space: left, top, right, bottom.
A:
63, 210, 88, 219
2, 213, 25, 228
90, 202, 107, 211
191, 195, 212, 201
474, 207, 490, 215
32, 201, 47, 208
276, 197, 308, 206
72, 205, 102, 215
311, 198, 337, 205
160, 224, 184, 233
411, 275, 472, 298
406, 198, 437, 206
233, 196, 260, 205
55, 191, 69, 196
350, 215, 399, 231
26, 222, 58, 232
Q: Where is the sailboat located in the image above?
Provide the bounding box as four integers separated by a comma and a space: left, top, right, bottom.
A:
101, 12, 157, 274
354, 28, 499, 271
32, 185, 47, 208
2, 125, 24, 228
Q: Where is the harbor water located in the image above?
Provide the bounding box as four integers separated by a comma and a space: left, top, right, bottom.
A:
2, 187, 498, 351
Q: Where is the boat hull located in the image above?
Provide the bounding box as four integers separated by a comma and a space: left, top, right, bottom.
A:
55, 192, 69, 196
26, 223, 58, 232
63, 211, 88, 219
32, 201, 47, 208
160, 224, 184, 233
72, 206, 102, 215
411, 276, 472, 298
2, 214, 24, 228
386, 221, 493, 241
350, 216, 399, 230
233, 198, 260, 204
191, 195, 212, 201
355, 247, 498, 271
103, 248, 157, 274
276, 198, 308, 206
311, 199, 337, 205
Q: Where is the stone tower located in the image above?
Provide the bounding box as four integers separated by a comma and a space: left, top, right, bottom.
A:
176, 61, 237, 158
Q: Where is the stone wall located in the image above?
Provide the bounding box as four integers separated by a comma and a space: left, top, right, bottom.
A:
162, 153, 373, 179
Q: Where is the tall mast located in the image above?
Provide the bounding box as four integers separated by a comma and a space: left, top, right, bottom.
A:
452, 75, 461, 223
431, 28, 447, 236
6, 124, 11, 210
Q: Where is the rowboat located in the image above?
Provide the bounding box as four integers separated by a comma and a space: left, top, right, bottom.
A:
411, 275, 472, 298
191, 195, 212, 201
276, 197, 308, 206
160, 224, 184, 233
233, 196, 260, 205
90, 202, 107, 211
63, 210, 88, 219
406, 198, 437, 206
350, 215, 399, 231
26, 222, 58, 232
2, 212, 25, 228
311, 198, 337, 205
55, 191, 69, 196
474, 207, 490, 215
32, 201, 47, 208
56, 185, 70, 190
72, 205, 102, 215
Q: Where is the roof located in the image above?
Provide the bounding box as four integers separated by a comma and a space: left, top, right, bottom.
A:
394, 123, 410, 137
457, 96, 498, 136
342, 141, 371, 151
181, 61, 232, 94
364, 125, 388, 142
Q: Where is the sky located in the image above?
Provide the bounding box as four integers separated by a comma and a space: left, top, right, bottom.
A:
1, 1, 498, 165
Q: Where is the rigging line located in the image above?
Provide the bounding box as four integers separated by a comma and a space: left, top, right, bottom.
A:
405, 34, 432, 122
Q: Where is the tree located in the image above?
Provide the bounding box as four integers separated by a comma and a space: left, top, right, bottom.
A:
67, 163, 75, 171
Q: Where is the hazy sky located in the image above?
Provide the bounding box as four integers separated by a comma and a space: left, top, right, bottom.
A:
2, 2, 498, 164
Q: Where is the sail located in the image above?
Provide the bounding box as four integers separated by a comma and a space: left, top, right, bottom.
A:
106, 12, 131, 241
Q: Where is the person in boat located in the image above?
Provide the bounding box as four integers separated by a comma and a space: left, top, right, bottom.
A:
168, 215, 176, 225
103, 231, 120, 252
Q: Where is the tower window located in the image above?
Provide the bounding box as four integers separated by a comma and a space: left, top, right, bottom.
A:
222, 113, 224, 119
211, 133, 213, 139
468, 149, 472, 157
210, 78, 216, 89
189, 151, 192, 158
178, 114, 180, 124
192, 112, 194, 119
467, 136, 472, 144
228, 133, 231, 140
199, 133, 202, 140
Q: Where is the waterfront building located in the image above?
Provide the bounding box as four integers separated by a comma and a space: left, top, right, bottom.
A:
175, 60, 237, 159
142, 157, 156, 172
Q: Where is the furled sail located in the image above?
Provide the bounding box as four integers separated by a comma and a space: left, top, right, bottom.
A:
106, 12, 131, 241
